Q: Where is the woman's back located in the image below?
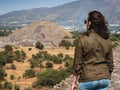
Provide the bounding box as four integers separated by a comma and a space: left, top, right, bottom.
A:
77, 30, 113, 82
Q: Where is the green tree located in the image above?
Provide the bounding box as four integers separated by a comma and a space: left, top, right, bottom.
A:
10, 74, 15, 80
30, 59, 39, 68
46, 61, 53, 68
14, 84, 20, 90
71, 31, 80, 39
59, 40, 72, 50
14, 50, 21, 62
0, 52, 6, 66
3, 81, 13, 89
0, 68, 7, 81
24, 87, 32, 90
35, 42, 44, 50
23, 69, 36, 78
34, 68, 71, 87
0, 83, 3, 89
5, 51, 14, 63
21, 50, 26, 59
11, 64, 17, 70
4, 44, 13, 51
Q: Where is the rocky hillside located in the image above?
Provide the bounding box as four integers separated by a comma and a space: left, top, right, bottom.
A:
0, 0, 120, 24
0, 21, 72, 48
52, 46, 120, 90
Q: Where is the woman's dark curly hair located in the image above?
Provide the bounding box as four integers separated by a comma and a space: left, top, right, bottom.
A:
87, 10, 109, 39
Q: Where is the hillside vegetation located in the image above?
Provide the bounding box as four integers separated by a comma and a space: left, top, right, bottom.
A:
0, 46, 75, 90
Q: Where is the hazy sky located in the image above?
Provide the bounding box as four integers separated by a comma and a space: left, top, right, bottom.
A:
0, 0, 78, 15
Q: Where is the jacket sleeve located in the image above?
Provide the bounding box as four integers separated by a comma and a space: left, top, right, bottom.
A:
106, 42, 114, 74
73, 38, 83, 75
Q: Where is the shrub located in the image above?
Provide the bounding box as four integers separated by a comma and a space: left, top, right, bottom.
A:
4, 44, 13, 51
3, 81, 13, 89
64, 54, 73, 61
112, 42, 119, 48
28, 48, 32, 51
0, 52, 6, 66
5, 51, 14, 63
23, 69, 36, 78
59, 40, 72, 50
110, 33, 120, 41
0, 68, 7, 81
10, 74, 15, 80
14, 50, 21, 62
34, 68, 71, 87
0, 83, 3, 89
14, 50, 26, 62
24, 87, 32, 90
14, 84, 20, 90
71, 31, 80, 39
57, 53, 64, 58
30, 59, 39, 68
46, 61, 53, 68
21, 50, 26, 59
35, 42, 44, 50
11, 64, 17, 70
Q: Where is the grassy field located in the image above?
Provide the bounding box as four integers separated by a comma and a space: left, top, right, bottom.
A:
4, 46, 75, 90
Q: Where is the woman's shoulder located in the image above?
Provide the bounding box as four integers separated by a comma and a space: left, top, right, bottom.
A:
79, 32, 88, 39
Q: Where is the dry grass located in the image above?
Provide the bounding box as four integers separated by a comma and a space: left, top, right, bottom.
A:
3, 46, 75, 90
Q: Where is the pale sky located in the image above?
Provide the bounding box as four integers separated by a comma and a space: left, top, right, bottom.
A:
0, 0, 78, 15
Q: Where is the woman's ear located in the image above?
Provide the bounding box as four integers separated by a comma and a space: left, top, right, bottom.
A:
87, 21, 91, 29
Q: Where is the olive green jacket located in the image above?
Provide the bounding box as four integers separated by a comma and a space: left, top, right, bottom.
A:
73, 30, 114, 82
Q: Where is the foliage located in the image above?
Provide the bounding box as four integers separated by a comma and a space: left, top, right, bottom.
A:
3, 81, 13, 89
71, 31, 80, 39
5, 51, 14, 63
57, 53, 64, 58
35, 42, 44, 50
28, 48, 32, 51
0, 52, 6, 66
46, 61, 53, 68
0, 68, 7, 81
59, 40, 72, 50
0, 30, 12, 36
14, 50, 21, 61
23, 69, 36, 78
4, 45, 14, 63
10, 74, 15, 80
33, 68, 72, 87
4, 44, 13, 51
30, 59, 39, 68
11, 64, 17, 70
14, 50, 26, 62
64, 54, 73, 61
21, 50, 26, 59
24, 87, 32, 90
110, 33, 120, 41
0, 83, 3, 89
14, 84, 20, 90
112, 42, 119, 48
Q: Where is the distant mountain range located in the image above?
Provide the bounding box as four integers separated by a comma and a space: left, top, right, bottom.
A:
0, 0, 120, 26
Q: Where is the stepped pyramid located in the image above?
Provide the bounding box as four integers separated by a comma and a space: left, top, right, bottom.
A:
0, 21, 72, 48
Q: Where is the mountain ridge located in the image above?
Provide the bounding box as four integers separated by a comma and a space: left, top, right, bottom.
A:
0, 0, 120, 25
